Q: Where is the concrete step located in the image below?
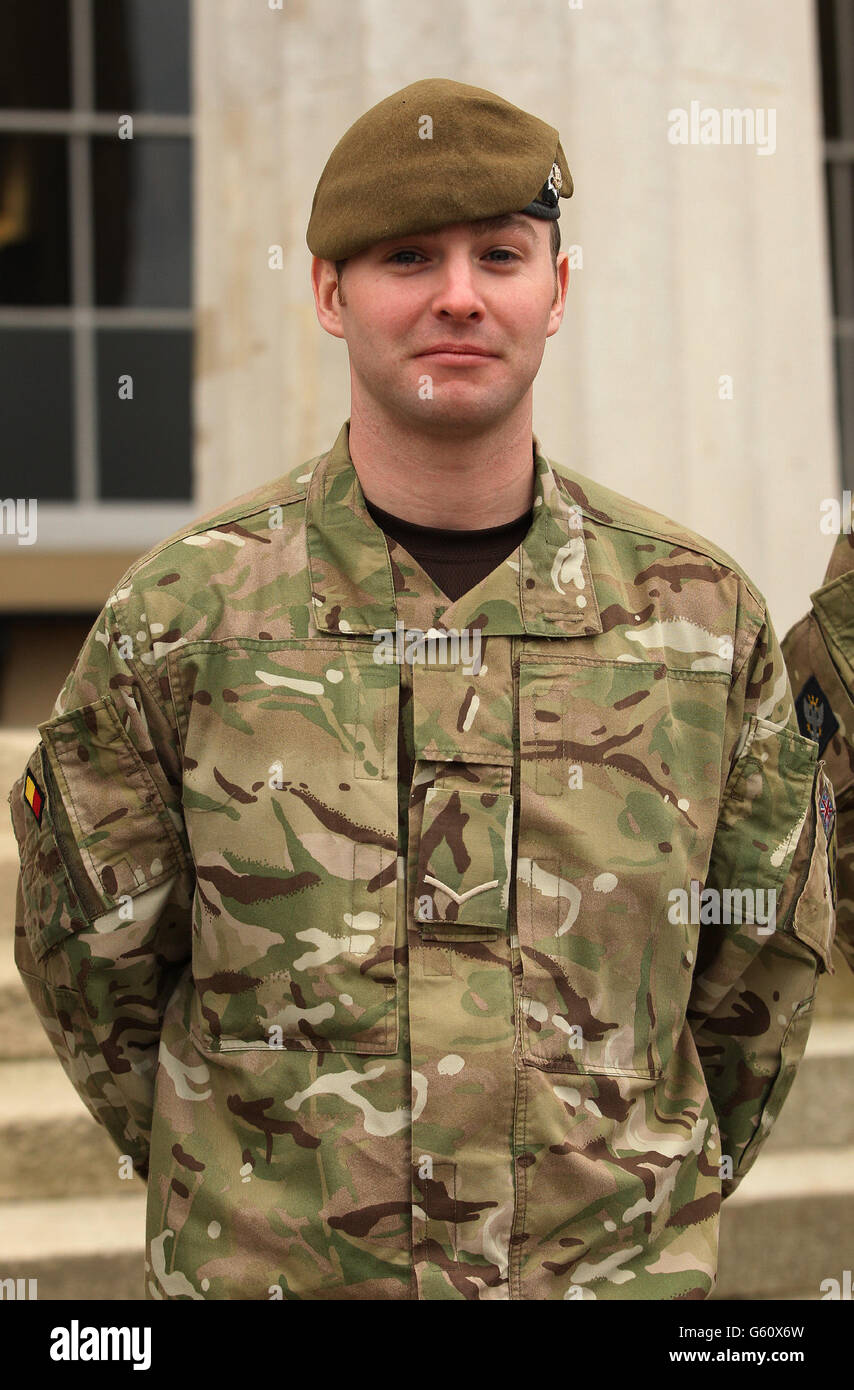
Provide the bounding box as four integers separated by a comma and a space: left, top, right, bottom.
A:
713, 1144, 854, 1299
815, 944, 854, 1018
0, 730, 37, 939
0, 949, 52, 1059
0, 838, 21, 939
0, 1058, 146, 1200
0, 1194, 145, 1300
0, 729, 37, 796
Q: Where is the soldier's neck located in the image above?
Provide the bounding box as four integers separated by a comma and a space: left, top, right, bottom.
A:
346, 399, 537, 530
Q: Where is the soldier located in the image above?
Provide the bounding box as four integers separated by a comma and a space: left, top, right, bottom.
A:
9, 78, 837, 1301
783, 524, 854, 970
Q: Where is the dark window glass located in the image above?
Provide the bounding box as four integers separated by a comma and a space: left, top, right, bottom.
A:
0, 136, 70, 306
838, 336, 854, 492
818, 0, 854, 141
94, 0, 190, 114
91, 136, 191, 308
96, 329, 192, 500
0, 0, 70, 111
826, 162, 854, 319
817, 0, 839, 139
0, 329, 74, 500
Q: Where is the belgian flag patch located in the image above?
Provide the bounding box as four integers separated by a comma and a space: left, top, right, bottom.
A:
24, 772, 45, 825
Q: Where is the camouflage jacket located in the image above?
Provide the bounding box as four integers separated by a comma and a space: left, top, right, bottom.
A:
783, 526, 854, 970
10, 422, 837, 1300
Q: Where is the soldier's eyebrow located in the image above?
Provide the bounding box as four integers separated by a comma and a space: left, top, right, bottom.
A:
468, 215, 538, 244
373, 214, 541, 259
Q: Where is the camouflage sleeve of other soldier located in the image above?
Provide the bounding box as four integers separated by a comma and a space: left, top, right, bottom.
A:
688, 600, 837, 1199
782, 527, 854, 973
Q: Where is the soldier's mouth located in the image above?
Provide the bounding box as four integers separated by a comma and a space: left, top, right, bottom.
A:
416, 345, 500, 365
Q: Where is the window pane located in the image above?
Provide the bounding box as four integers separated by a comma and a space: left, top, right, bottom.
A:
838, 336, 854, 494
94, 0, 190, 114
826, 162, 854, 320
96, 329, 192, 500
817, 0, 839, 139
91, 137, 191, 308
818, 0, 854, 142
0, 329, 74, 500
0, 136, 70, 306
0, 0, 70, 111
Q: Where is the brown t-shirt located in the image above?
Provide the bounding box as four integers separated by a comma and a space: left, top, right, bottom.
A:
364, 496, 534, 603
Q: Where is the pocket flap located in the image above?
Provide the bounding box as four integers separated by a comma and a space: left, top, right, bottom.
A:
9, 746, 86, 963
38, 697, 186, 913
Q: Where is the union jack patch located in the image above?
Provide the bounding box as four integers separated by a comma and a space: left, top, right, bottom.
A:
818, 774, 837, 909
24, 772, 45, 825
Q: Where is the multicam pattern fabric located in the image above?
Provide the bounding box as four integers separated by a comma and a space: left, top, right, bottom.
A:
783, 526, 854, 972
10, 421, 837, 1300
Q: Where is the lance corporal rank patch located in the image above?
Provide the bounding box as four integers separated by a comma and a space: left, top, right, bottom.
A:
795, 674, 839, 757
24, 772, 45, 824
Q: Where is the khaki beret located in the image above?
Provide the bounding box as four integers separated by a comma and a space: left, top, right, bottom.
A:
306, 77, 572, 261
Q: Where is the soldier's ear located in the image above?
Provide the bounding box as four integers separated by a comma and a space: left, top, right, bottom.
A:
546, 253, 570, 336
311, 256, 347, 340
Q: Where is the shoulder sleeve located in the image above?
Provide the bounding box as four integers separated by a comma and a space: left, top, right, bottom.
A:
8, 595, 194, 1178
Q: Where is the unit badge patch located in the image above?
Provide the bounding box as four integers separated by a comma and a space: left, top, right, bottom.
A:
795, 674, 839, 756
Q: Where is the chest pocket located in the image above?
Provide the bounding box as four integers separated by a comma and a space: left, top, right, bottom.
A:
170, 639, 400, 1055
516, 655, 729, 1077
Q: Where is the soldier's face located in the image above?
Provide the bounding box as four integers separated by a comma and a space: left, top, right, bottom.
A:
312, 214, 569, 435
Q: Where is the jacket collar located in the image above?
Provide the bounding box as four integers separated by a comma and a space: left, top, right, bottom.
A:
305, 421, 603, 638
812, 569, 854, 692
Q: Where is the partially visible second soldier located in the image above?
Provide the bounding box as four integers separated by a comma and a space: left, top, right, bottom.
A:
783, 525, 854, 971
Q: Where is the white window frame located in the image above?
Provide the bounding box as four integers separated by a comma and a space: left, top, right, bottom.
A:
0, 0, 196, 553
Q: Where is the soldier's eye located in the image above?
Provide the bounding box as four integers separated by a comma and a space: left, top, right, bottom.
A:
388, 249, 426, 264
483, 248, 521, 263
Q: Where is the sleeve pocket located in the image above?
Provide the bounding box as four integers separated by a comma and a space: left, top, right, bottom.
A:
708, 715, 818, 904
10, 697, 186, 961
9, 745, 86, 964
